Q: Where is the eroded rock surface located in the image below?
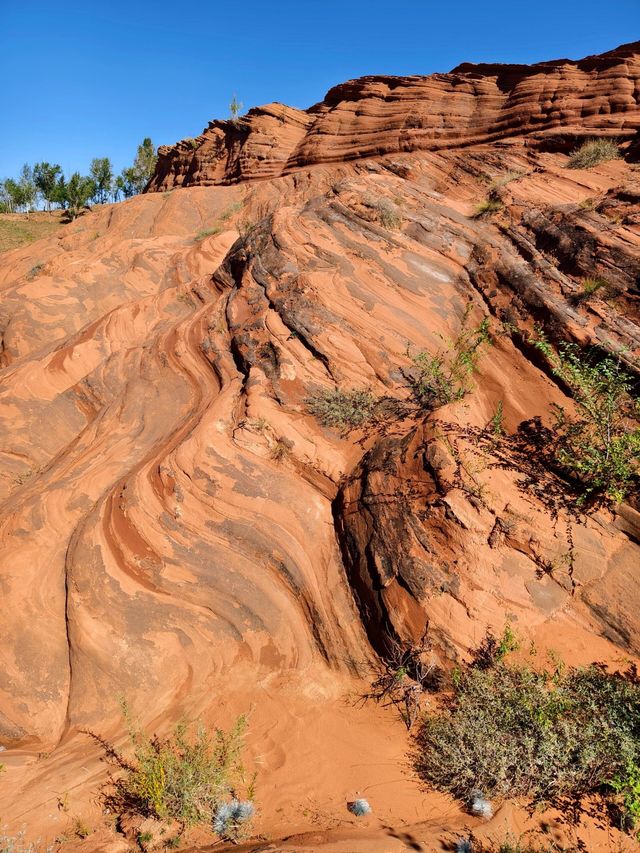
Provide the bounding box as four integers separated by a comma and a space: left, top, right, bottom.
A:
0, 41, 639, 852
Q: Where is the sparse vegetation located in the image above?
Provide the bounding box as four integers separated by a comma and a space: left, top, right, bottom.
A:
470, 623, 519, 670
580, 277, 608, 298
25, 263, 45, 280
375, 197, 402, 230
0, 212, 64, 254
115, 705, 251, 828
194, 226, 221, 242
361, 639, 443, 730
414, 661, 640, 817
229, 94, 243, 124
567, 138, 620, 169
270, 437, 292, 461
408, 308, 491, 408
533, 335, 640, 502
472, 198, 503, 218
305, 387, 381, 430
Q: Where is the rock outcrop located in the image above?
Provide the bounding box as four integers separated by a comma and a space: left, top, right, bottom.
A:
148, 40, 640, 189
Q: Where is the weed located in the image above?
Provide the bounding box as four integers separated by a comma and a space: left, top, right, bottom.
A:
362, 639, 442, 730
533, 334, 640, 502
194, 227, 221, 242
219, 202, 242, 222
567, 138, 620, 169
408, 307, 491, 408
306, 387, 381, 430
270, 437, 292, 462
72, 818, 90, 839
473, 198, 503, 218
115, 704, 250, 827
488, 171, 524, 190
471, 624, 519, 670
580, 277, 608, 298
414, 662, 640, 809
489, 401, 505, 436
137, 830, 154, 848
375, 198, 402, 230
184, 138, 199, 149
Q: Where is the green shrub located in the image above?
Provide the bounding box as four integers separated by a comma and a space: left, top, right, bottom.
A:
567, 138, 620, 169
414, 663, 640, 808
610, 760, 640, 834
533, 335, 640, 502
305, 387, 380, 429
117, 709, 250, 827
409, 309, 490, 408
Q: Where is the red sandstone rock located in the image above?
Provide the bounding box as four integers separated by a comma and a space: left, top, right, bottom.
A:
0, 41, 639, 853
148, 41, 640, 189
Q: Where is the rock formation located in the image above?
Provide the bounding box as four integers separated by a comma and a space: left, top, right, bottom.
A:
0, 41, 639, 852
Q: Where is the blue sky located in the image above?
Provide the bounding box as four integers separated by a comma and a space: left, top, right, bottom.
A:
1, 1, 637, 179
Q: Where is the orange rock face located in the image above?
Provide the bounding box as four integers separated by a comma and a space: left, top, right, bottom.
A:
0, 42, 639, 852
149, 41, 640, 189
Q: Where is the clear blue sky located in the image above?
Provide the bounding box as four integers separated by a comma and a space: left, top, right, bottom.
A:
1, 1, 637, 179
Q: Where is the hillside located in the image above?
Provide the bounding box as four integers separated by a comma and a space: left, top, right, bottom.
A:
0, 42, 639, 852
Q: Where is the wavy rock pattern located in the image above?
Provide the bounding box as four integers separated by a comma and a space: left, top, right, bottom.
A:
0, 42, 639, 850
149, 41, 640, 189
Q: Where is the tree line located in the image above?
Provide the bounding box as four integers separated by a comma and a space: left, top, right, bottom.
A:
0, 138, 158, 220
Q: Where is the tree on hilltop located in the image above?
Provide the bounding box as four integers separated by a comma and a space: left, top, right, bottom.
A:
89, 157, 113, 204
65, 172, 95, 220
33, 162, 63, 213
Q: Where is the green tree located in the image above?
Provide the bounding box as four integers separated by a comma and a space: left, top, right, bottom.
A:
51, 175, 68, 209
89, 157, 113, 204
18, 164, 36, 212
131, 138, 157, 193
116, 168, 137, 199
33, 162, 63, 213
65, 172, 95, 220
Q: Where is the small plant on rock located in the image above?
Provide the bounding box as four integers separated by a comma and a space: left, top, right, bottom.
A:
409, 307, 491, 408
306, 387, 381, 430
533, 334, 640, 502
473, 197, 503, 218
567, 138, 620, 169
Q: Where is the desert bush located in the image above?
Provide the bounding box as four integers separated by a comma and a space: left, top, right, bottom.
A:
305, 387, 380, 429
414, 662, 640, 810
533, 335, 640, 502
116, 709, 250, 827
473, 198, 503, 218
409, 308, 490, 408
567, 138, 620, 169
